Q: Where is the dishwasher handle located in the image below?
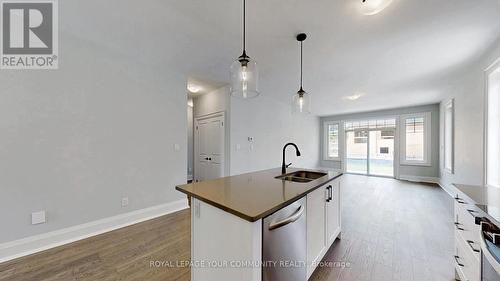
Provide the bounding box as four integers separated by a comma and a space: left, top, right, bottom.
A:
268, 205, 305, 231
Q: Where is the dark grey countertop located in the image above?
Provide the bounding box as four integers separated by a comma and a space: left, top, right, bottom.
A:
176, 168, 342, 222
447, 183, 500, 228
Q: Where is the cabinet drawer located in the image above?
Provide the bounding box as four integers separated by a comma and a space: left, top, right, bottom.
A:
454, 201, 481, 261
455, 236, 480, 281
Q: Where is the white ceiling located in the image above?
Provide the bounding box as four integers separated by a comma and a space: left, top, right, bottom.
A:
63, 0, 500, 116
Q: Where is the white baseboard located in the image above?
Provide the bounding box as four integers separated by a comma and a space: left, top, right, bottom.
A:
399, 175, 440, 184
0, 199, 189, 263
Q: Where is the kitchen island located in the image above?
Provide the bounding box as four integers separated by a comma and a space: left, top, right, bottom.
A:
176, 168, 343, 281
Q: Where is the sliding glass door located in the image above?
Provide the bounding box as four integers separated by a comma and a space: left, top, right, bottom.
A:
345, 119, 395, 177
368, 130, 394, 177
346, 130, 368, 174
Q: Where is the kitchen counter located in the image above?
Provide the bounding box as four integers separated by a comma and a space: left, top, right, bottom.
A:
176, 167, 342, 222
448, 183, 500, 227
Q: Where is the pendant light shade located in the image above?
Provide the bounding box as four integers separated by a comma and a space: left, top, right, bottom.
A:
292, 33, 311, 115
292, 88, 311, 114
230, 0, 260, 98
230, 54, 259, 98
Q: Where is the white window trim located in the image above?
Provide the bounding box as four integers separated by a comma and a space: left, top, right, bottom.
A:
323, 121, 341, 161
399, 112, 432, 166
484, 58, 500, 189
444, 99, 454, 174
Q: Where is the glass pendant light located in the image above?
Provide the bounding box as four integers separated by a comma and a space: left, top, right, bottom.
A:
230, 0, 260, 98
292, 33, 311, 114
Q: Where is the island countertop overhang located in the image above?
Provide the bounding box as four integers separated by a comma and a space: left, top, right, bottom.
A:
176, 168, 343, 222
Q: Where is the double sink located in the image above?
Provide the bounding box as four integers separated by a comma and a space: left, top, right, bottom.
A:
275, 171, 327, 183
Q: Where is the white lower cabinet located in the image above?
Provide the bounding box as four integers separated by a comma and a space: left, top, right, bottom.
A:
326, 180, 341, 247
306, 178, 342, 279
453, 196, 480, 281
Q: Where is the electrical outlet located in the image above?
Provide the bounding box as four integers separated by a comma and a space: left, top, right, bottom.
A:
121, 197, 129, 207
31, 211, 46, 225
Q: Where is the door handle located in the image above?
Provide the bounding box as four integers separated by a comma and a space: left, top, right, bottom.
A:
467, 209, 477, 218
453, 255, 464, 267
269, 205, 304, 231
466, 240, 480, 252
326, 185, 332, 202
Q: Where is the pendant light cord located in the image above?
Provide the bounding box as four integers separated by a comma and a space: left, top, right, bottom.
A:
243, 0, 246, 53
300, 41, 303, 89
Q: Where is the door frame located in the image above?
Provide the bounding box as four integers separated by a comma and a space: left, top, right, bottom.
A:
343, 117, 400, 179
194, 111, 226, 182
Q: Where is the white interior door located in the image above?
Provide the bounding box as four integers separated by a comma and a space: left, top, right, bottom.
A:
195, 113, 225, 182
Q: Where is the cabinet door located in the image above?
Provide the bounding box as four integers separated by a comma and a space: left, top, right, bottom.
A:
326, 180, 341, 247
306, 185, 327, 279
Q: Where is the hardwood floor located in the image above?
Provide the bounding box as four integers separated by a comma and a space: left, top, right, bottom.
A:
309, 175, 455, 281
0, 174, 455, 281
0, 209, 191, 281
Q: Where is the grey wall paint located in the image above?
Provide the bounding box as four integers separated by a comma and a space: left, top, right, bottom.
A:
439, 40, 500, 188
230, 95, 320, 175
319, 104, 440, 178
0, 10, 187, 243
193, 86, 230, 118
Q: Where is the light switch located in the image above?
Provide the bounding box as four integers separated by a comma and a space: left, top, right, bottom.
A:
174, 144, 180, 151
121, 197, 129, 207
236, 144, 241, 151
31, 211, 46, 225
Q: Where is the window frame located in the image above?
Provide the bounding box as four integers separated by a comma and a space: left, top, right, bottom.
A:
484, 58, 500, 189
444, 99, 454, 174
323, 121, 341, 161
400, 112, 432, 166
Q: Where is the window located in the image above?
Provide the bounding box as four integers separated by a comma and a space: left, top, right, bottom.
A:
381, 130, 394, 139
486, 60, 500, 188
344, 118, 396, 130
354, 131, 368, 143
400, 112, 431, 166
444, 99, 454, 173
324, 122, 340, 160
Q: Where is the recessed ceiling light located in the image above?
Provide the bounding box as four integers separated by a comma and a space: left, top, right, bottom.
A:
360, 0, 393, 16
187, 84, 201, 93
344, 93, 364, 101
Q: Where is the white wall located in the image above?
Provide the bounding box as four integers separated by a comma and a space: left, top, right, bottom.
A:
0, 2, 187, 244
439, 39, 500, 188
230, 95, 320, 175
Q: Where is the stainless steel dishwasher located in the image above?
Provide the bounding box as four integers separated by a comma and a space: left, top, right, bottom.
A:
263, 197, 306, 281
